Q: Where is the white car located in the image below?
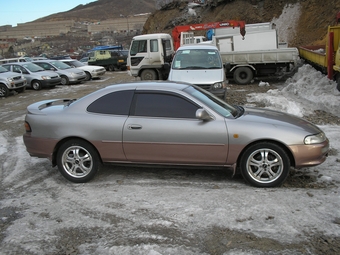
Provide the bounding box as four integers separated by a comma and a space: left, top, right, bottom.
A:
60, 59, 106, 81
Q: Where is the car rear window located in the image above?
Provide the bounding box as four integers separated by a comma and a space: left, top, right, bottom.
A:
87, 90, 134, 115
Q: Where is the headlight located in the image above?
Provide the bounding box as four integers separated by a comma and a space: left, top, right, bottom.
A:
41, 76, 51, 80
212, 82, 223, 90
304, 132, 327, 145
7, 77, 14, 82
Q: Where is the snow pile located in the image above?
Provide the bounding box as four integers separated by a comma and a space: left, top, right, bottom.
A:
248, 64, 340, 117
272, 3, 301, 44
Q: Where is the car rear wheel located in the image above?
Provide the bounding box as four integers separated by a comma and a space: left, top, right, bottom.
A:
141, 69, 157, 80
60, 75, 69, 85
233, 67, 253, 85
31, 80, 42, 90
239, 142, 290, 187
0, 84, 9, 97
57, 139, 100, 183
85, 71, 92, 81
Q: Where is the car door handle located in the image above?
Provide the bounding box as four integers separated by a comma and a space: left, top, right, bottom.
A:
128, 124, 142, 130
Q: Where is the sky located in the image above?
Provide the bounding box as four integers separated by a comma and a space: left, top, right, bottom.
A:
0, 0, 96, 27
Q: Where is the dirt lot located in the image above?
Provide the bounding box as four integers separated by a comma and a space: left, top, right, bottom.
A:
1, 71, 340, 255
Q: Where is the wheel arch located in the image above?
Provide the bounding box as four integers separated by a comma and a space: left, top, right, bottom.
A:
230, 64, 256, 73
51, 136, 103, 166
235, 139, 296, 171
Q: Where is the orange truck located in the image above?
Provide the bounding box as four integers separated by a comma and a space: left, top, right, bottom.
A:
298, 13, 340, 91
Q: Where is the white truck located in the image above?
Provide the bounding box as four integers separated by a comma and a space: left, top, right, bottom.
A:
127, 33, 174, 80
127, 22, 299, 85
206, 22, 299, 84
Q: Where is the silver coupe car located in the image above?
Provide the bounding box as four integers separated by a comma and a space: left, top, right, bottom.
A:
23, 81, 329, 187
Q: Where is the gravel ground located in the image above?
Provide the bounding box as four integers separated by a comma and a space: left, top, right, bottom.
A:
1, 71, 340, 255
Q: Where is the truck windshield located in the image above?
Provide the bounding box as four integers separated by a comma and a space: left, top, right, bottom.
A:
172, 49, 222, 70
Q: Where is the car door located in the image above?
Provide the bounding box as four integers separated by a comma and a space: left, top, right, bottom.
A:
12, 64, 32, 84
123, 91, 229, 165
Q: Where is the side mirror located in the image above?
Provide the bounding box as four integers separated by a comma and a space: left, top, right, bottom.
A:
196, 109, 212, 121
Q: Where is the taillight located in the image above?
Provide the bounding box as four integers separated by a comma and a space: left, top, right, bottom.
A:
24, 121, 31, 132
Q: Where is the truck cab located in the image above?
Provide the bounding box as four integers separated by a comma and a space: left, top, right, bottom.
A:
127, 33, 174, 80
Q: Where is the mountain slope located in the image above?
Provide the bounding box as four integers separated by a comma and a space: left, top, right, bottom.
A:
35, 0, 156, 23
143, 0, 340, 47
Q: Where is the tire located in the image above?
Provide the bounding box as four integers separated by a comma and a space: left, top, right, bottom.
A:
16, 86, 26, 93
233, 67, 253, 85
84, 71, 92, 81
31, 80, 42, 90
239, 142, 290, 187
60, 75, 69, 85
108, 65, 115, 71
221, 89, 227, 101
336, 73, 340, 92
141, 69, 157, 80
57, 139, 100, 183
0, 84, 9, 97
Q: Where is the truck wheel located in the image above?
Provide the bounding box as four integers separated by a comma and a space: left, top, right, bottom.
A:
141, 69, 157, 80
108, 65, 115, 71
233, 67, 253, 85
0, 84, 9, 97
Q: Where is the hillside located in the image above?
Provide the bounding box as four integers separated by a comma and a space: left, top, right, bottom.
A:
35, 0, 156, 23
143, 0, 340, 47
32, 0, 340, 47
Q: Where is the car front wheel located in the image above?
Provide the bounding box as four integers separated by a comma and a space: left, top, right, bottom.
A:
60, 75, 69, 85
57, 139, 100, 183
31, 80, 42, 90
239, 142, 290, 187
0, 84, 9, 97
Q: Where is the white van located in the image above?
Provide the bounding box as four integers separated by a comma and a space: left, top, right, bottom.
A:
168, 44, 227, 100
0, 57, 32, 65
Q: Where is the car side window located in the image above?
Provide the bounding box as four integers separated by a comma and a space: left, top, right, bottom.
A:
87, 90, 134, 115
132, 92, 199, 118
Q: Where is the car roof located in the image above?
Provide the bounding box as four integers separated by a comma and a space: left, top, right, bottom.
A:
32, 59, 60, 63
2, 62, 35, 66
94, 81, 192, 96
177, 44, 219, 51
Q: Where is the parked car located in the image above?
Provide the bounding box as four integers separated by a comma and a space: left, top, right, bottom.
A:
32, 60, 86, 85
60, 59, 106, 81
23, 81, 329, 187
79, 57, 89, 65
2, 62, 61, 90
0, 65, 27, 97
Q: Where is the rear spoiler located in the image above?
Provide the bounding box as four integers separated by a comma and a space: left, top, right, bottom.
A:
27, 99, 76, 114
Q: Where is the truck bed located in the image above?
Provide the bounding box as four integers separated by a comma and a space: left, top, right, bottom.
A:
220, 47, 299, 65
298, 45, 327, 68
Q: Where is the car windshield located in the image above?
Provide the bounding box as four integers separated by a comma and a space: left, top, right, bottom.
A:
172, 49, 222, 70
0, 66, 9, 73
184, 85, 237, 118
65, 61, 84, 67
22, 63, 45, 72
51, 61, 72, 70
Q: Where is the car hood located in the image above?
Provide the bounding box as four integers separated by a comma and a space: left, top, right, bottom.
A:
241, 106, 322, 134
168, 69, 224, 84
0, 71, 24, 79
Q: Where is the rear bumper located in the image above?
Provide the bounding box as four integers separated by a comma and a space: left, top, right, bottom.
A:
23, 133, 57, 162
